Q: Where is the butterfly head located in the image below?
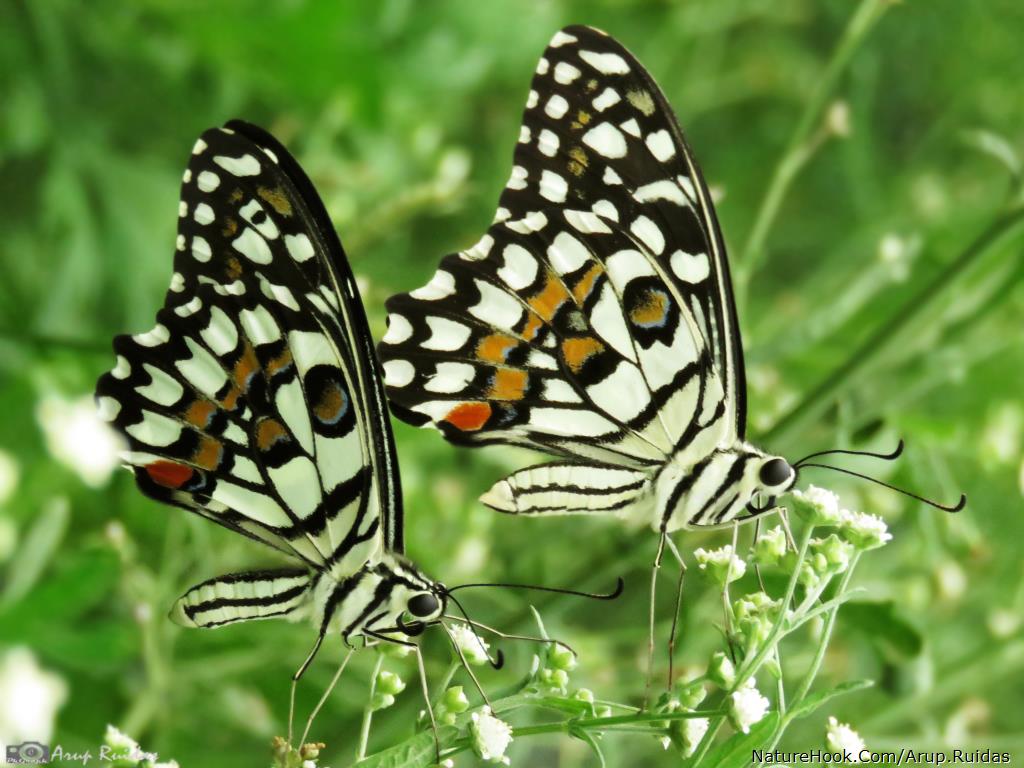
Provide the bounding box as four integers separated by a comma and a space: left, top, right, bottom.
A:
744, 453, 798, 514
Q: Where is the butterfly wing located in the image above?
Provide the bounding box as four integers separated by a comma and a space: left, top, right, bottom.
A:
381, 26, 744, 474
97, 122, 403, 578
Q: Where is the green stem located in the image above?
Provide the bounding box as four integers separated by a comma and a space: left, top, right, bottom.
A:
735, 0, 890, 295
765, 553, 861, 750
356, 654, 385, 761
764, 207, 1024, 448
691, 524, 816, 766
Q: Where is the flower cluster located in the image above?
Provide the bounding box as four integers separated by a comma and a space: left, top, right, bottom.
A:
694, 544, 747, 585
470, 706, 513, 765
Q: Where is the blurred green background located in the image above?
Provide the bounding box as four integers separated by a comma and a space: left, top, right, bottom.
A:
2, 0, 1023, 765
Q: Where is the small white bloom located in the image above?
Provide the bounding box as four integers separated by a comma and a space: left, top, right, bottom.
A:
0, 647, 68, 744
105, 724, 138, 751
826, 100, 851, 137
679, 717, 709, 757
752, 525, 788, 566
302, 761, 316, 768
694, 545, 747, 584
449, 623, 491, 666
728, 679, 769, 734
470, 706, 513, 764
839, 509, 893, 550
37, 393, 124, 487
826, 716, 866, 760
790, 485, 843, 525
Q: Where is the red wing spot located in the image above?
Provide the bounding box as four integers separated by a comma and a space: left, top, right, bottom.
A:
146, 461, 194, 489
444, 402, 492, 432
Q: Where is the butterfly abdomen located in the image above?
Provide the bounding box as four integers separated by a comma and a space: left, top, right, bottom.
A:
654, 446, 763, 531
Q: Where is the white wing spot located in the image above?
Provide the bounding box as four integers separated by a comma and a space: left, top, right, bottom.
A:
536, 57, 550, 75
592, 200, 619, 221
134, 324, 170, 347
506, 211, 548, 234
192, 236, 212, 262
548, 231, 590, 275
583, 122, 628, 159
646, 130, 677, 162
193, 203, 215, 225
192, 138, 207, 154
232, 228, 272, 264
497, 244, 539, 290
169, 272, 185, 292
174, 295, 202, 318
538, 128, 560, 157
469, 280, 523, 330
578, 50, 630, 75
111, 355, 131, 379
630, 215, 665, 255
565, 210, 612, 235
383, 314, 413, 344
554, 61, 581, 84
410, 269, 456, 301
462, 234, 494, 261
670, 250, 711, 284
526, 90, 539, 109
540, 169, 568, 203
519, 125, 531, 144
634, 180, 687, 206
285, 233, 315, 262
550, 30, 578, 47
179, 201, 188, 218
383, 359, 415, 388
508, 165, 528, 190
423, 316, 471, 351
213, 154, 261, 177
425, 362, 476, 394
620, 118, 641, 138
175, 234, 186, 252
593, 87, 621, 112
603, 167, 623, 185
544, 94, 569, 119
197, 171, 220, 192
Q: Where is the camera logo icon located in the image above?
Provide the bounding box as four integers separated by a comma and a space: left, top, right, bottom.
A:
5, 742, 50, 764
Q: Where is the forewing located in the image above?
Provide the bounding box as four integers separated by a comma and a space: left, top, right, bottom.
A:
97, 122, 401, 574
501, 24, 745, 440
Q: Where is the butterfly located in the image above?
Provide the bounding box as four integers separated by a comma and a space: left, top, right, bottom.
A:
377, 25, 965, 690
94, 120, 514, 752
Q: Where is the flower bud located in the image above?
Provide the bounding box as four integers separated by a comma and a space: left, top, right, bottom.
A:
839, 509, 893, 550
548, 644, 578, 671
371, 692, 395, 711
790, 485, 843, 526
443, 685, 470, 713
707, 651, 736, 688
694, 545, 747, 586
573, 688, 595, 704
752, 525, 787, 566
376, 670, 406, 696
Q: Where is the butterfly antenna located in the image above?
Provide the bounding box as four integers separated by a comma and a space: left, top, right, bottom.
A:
444, 591, 506, 670
446, 576, 625, 600
794, 439, 905, 468
797, 462, 966, 513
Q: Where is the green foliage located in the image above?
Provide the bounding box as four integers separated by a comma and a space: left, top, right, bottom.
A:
1, 0, 1023, 765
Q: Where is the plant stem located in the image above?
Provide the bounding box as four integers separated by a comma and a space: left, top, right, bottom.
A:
764, 206, 1024, 449
356, 654, 385, 762
691, 524, 816, 766
735, 0, 890, 299
766, 553, 862, 750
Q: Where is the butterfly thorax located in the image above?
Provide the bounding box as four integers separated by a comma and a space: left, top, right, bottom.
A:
312, 553, 442, 643
652, 442, 769, 532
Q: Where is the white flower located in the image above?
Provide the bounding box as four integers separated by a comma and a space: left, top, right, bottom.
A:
679, 717, 709, 757
790, 485, 843, 525
302, 761, 316, 768
826, 716, 865, 760
470, 706, 513, 764
728, 679, 769, 734
105, 724, 138, 751
37, 393, 124, 487
839, 509, 893, 550
826, 100, 851, 137
0, 449, 19, 504
694, 545, 747, 585
0, 647, 68, 744
449, 623, 491, 666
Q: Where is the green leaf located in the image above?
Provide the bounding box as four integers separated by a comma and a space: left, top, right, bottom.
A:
841, 601, 924, 660
352, 727, 459, 768
0, 495, 69, 607
690, 713, 779, 768
789, 679, 874, 721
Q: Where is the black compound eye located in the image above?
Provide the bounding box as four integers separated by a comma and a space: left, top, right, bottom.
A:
407, 593, 439, 618
759, 458, 793, 488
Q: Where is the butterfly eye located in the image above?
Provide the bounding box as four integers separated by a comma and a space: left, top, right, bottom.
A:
759, 458, 793, 488
407, 593, 439, 618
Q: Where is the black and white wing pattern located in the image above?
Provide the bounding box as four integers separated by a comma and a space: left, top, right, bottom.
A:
380, 26, 746, 487
97, 122, 404, 590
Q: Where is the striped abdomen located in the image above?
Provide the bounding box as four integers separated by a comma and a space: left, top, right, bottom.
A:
654, 446, 764, 532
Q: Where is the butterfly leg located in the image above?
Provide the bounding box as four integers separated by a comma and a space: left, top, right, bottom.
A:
440, 620, 494, 710
289, 630, 326, 748
365, 630, 441, 763
664, 536, 687, 691
643, 531, 668, 710
299, 647, 355, 747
